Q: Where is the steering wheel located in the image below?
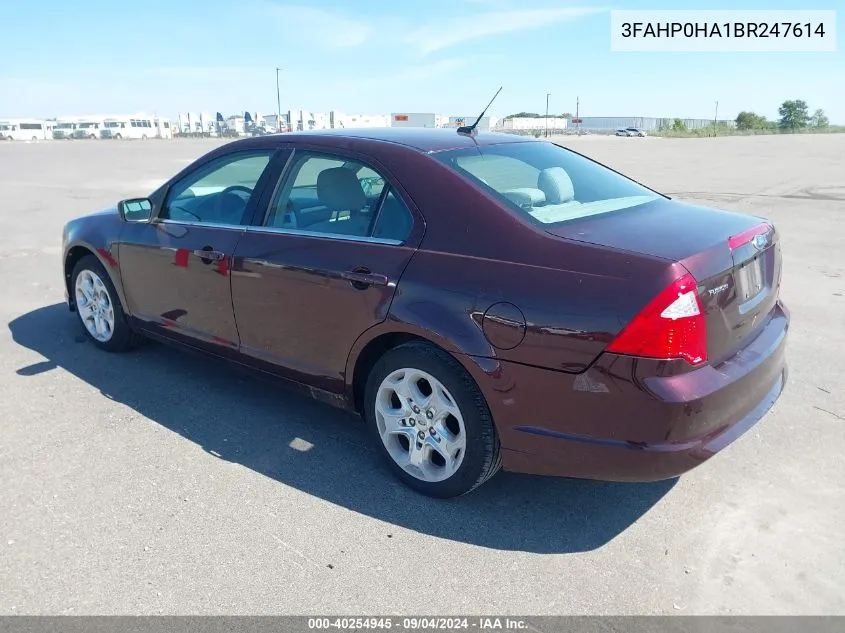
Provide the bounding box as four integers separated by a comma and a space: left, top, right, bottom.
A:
221, 185, 253, 197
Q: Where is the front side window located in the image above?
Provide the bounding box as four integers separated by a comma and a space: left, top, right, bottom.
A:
264, 152, 413, 242
434, 141, 661, 225
161, 150, 275, 225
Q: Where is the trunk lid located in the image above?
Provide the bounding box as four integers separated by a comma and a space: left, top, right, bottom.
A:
546, 198, 783, 364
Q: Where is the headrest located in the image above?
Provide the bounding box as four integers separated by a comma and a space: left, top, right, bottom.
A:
317, 167, 366, 211
502, 187, 546, 208
537, 167, 575, 204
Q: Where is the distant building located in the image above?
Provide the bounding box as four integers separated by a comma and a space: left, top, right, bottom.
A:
390, 113, 442, 128
447, 116, 492, 131
331, 111, 390, 128
501, 116, 567, 132
571, 117, 736, 132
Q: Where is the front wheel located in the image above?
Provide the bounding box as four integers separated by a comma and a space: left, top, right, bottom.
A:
71, 255, 142, 352
364, 342, 502, 498
114, 133, 122, 140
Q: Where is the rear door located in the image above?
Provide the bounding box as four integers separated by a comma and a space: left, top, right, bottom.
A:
231, 149, 423, 393
118, 148, 279, 357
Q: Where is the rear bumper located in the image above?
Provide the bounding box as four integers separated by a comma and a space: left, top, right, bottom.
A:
467, 301, 789, 481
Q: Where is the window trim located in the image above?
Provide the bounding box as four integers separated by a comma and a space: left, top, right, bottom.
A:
244, 224, 402, 246
258, 148, 414, 245
156, 148, 278, 226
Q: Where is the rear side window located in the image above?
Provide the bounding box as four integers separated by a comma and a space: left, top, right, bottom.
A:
435, 141, 661, 225
265, 152, 413, 243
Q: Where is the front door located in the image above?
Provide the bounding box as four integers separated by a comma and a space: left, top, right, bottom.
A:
118, 148, 279, 356
231, 150, 422, 393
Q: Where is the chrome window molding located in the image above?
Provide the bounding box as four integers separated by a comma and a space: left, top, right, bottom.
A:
153, 218, 403, 246
154, 219, 247, 231
245, 224, 402, 246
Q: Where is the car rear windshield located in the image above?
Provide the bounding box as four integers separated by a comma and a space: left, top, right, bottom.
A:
433, 141, 662, 225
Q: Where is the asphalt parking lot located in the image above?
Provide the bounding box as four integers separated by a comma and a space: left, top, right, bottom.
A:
1, 133, 843, 615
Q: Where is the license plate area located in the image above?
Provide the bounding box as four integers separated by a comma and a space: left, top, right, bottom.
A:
737, 256, 765, 301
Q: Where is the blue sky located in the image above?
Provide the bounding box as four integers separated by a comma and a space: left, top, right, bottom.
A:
1, 0, 842, 122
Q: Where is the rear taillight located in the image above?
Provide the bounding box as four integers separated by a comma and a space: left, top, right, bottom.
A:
728, 222, 771, 251
606, 272, 707, 366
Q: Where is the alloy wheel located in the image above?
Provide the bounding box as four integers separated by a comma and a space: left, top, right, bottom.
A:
374, 368, 467, 482
75, 269, 115, 342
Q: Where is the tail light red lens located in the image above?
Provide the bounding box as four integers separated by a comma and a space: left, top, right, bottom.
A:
606, 272, 707, 366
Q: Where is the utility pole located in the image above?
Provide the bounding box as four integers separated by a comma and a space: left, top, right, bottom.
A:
276, 67, 283, 132
576, 96, 580, 135
545, 92, 550, 138
714, 100, 719, 137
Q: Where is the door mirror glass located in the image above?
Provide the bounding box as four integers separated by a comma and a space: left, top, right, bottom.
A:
118, 198, 153, 222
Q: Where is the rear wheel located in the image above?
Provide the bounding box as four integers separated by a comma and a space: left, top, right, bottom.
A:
141, 134, 148, 140
71, 255, 142, 352
364, 342, 502, 498
31, 136, 38, 141
114, 133, 122, 140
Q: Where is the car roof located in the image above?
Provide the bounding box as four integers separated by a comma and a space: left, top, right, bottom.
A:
248, 127, 535, 153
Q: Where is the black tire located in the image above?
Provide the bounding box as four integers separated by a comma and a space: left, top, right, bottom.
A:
71, 254, 143, 352
114, 133, 122, 140
364, 342, 502, 498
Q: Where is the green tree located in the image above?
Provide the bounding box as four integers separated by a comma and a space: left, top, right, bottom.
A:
736, 111, 767, 130
671, 118, 687, 132
778, 100, 810, 130
811, 109, 830, 128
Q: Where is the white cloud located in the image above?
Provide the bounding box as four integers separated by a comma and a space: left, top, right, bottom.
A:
267, 4, 373, 48
405, 7, 605, 55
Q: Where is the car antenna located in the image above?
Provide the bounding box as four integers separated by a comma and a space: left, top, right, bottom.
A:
457, 86, 503, 137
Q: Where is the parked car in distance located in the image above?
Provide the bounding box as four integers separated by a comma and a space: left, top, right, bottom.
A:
61, 128, 789, 498
615, 128, 634, 136
626, 127, 647, 137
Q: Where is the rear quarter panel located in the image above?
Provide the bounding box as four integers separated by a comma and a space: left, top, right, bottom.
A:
343, 143, 677, 396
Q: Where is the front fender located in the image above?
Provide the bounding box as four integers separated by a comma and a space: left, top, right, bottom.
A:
62, 208, 128, 312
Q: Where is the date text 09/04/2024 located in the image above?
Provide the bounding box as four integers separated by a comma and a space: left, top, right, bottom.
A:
307, 617, 528, 630
620, 22, 827, 38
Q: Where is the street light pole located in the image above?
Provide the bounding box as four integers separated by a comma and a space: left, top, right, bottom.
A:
714, 100, 719, 137
576, 95, 580, 135
545, 92, 550, 138
276, 67, 282, 132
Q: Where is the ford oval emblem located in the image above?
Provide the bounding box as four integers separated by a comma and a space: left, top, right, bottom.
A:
752, 233, 768, 250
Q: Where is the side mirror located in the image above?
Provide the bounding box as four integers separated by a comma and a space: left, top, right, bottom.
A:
117, 198, 153, 222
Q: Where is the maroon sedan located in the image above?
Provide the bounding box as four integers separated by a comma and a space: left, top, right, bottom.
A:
61, 128, 789, 498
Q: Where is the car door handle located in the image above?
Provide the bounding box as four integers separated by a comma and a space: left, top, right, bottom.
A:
341, 269, 389, 289
193, 247, 225, 263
